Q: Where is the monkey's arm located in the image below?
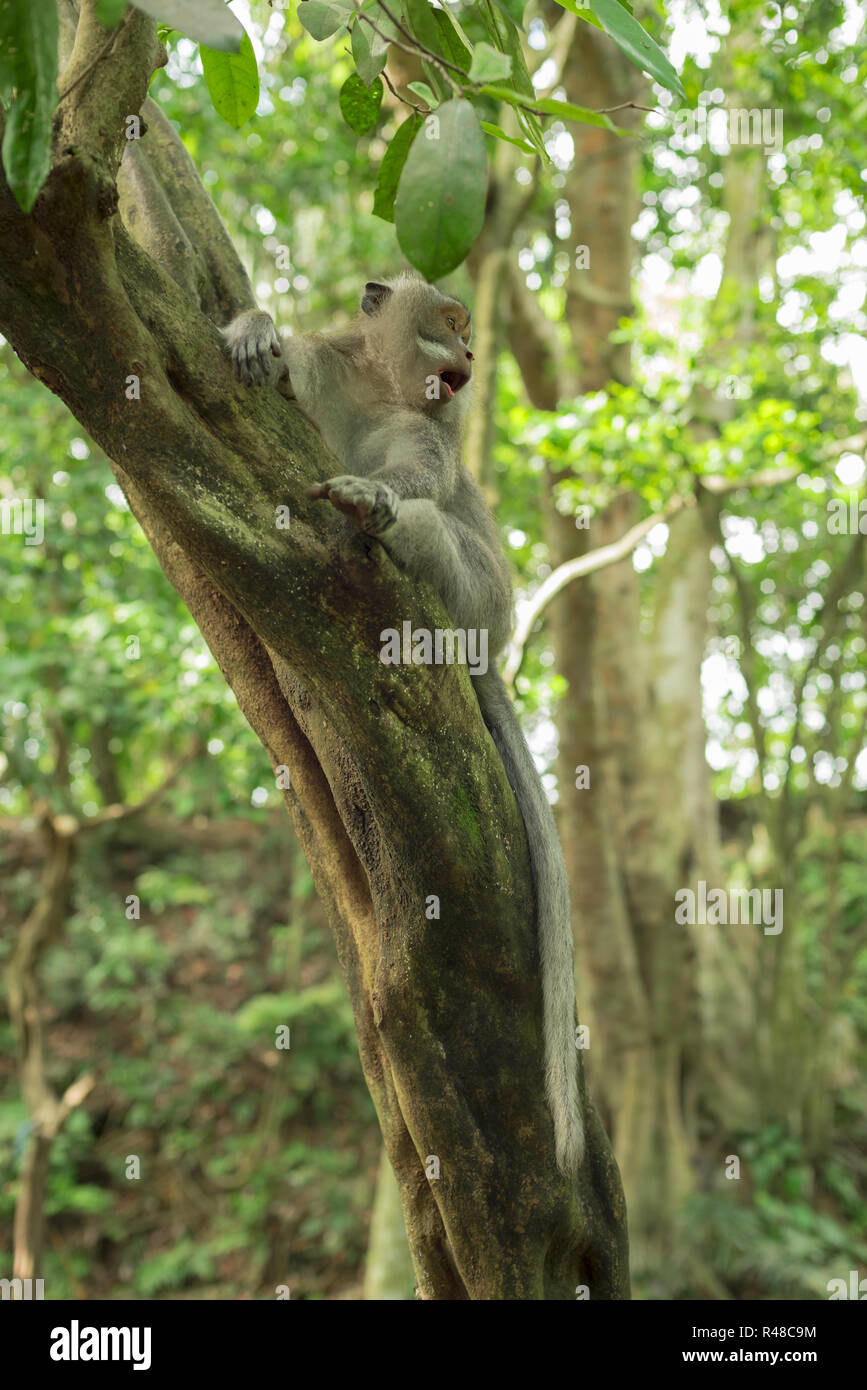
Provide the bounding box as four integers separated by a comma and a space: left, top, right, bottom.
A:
222, 310, 359, 412
310, 474, 510, 645
309, 423, 512, 648
353, 414, 456, 501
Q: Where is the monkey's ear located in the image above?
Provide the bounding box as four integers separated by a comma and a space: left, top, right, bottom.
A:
361, 282, 392, 316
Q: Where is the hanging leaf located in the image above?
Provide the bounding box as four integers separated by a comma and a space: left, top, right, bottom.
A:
551, 0, 603, 26
0, 0, 58, 213
407, 82, 437, 107
133, 0, 244, 52
403, 0, 449, 100
356, 0, 401, 42
479, 86, 631, 134
422, 59, 449, 102
468, 43, 512, 85
351, 17, 389, 87
394, 99, 487, 280
479, 120, 534, 154
491, 0, 527, 22
401, 0, 444, 57
589, 0, 684, 99
200, 31, 259, 129
373, 113, 422, 222
477, 3, 546, 161
339, 74, 383, 135
431, 7, 472, 71
297, 0, 355, 42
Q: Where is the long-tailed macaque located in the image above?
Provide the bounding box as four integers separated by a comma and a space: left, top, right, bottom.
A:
223, 276, 584, 1173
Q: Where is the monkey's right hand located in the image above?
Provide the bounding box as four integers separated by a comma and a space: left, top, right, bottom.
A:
221, 309, 282, 386
306, 476, 398, 537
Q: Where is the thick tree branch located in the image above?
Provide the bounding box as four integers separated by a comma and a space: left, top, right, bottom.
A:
504, 495, 693, 684
504, 468, 809, 686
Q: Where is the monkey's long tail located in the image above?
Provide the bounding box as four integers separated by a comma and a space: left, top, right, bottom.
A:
473, 669, 584, 1175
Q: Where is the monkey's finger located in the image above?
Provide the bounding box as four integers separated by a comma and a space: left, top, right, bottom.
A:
248, 342, 266, 386
233, 343, 248, 382
328, 498, 362, 519
269, 327, 282, 358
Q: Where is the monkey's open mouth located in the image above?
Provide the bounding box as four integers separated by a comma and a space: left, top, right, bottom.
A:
439, 370, 470, 398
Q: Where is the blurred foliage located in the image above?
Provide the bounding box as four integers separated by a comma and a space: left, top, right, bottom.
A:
667, 1122, 867, 1301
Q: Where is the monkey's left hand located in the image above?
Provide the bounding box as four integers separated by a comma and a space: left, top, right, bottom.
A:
221, 309, 283, 386
306, 476, 398, 536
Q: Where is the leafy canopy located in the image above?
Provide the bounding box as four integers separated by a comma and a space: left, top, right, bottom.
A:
0, 0, 682, 277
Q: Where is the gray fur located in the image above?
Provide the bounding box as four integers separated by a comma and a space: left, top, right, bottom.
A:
223, 275, 584, 1173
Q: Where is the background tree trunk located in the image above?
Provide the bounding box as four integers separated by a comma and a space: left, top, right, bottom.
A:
363, 1148, 414, 1300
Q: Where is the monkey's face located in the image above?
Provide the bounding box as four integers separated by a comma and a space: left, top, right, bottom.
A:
361, 277, 474, 410
411, 296, 473, 409
422, 305, 475, 405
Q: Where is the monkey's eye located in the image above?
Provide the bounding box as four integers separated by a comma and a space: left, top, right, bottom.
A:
446, 317, 456, 330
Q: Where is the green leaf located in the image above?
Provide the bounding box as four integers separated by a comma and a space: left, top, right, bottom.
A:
0, 28, 16, 102
407, 82, 437, 107
468, 42, 512, 85
96, 0, 128, 25
402, 0, 449, 100
357, 0, 400, 28
551, 0, 603, 26
133, 0, 245, 52
0, 1, 58, 213
432, 7, 472, 70
491, 0, 527, 21
373, 112, 421, 222
477, 3, 546, 161
394, 98, 487, 280
297, 0, 355, 42
200, 32, 259, 129
351, 17, 389, 87
589, 0, 684, 98
479, 85, 630, 134
339, 73, 383, 135
479, 120, 534, 154
402, 0, 444, 57
420, 59, 447, 103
